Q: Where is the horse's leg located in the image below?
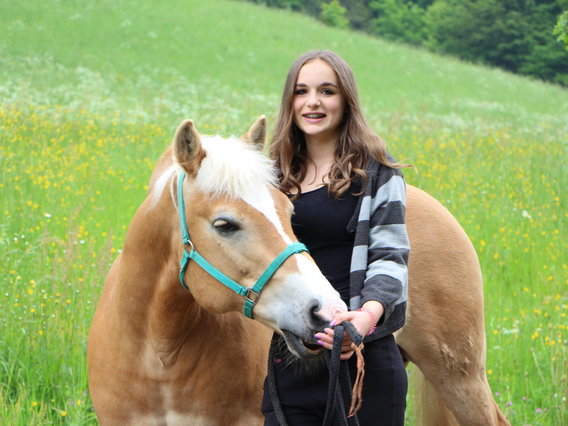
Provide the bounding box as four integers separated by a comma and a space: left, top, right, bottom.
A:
396, 264, 510, 426
409, 364, 459, 426
398, 325, 508, 426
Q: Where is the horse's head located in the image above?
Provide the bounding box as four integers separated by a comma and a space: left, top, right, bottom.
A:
171, 117, 347, 358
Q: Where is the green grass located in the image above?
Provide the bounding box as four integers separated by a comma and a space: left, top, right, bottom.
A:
1, 0, 566, 424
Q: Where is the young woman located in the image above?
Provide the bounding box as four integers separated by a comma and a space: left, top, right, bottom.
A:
262, 50, 410, 425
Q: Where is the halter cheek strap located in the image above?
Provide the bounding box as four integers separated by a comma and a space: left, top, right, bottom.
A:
177, 171, 308, 319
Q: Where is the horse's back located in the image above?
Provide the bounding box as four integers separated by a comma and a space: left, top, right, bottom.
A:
400, 184, 485, 361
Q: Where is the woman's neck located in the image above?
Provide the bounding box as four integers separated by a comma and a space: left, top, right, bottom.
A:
302, 136, 337, 191
305, 134, 337, 163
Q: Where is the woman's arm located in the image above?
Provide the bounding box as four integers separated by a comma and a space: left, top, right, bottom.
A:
360, 168, 409, 325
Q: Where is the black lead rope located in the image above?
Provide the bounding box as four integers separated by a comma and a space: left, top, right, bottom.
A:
268, 322, 364, 426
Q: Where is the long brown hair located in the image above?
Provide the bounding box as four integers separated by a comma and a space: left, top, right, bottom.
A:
269, 50, 407, 198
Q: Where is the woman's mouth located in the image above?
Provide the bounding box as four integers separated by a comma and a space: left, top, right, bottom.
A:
302, 113, 326, 123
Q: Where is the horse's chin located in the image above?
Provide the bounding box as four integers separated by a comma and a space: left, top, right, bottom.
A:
281, 330, 324, 360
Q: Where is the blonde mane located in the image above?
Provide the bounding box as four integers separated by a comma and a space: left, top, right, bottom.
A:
151, 135, 277, 207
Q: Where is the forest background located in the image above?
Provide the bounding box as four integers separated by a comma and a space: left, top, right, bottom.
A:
245, 0, 568, 86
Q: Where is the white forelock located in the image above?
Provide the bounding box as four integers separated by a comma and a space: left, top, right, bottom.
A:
196, 136, 277, 198
151, 135, 277, 207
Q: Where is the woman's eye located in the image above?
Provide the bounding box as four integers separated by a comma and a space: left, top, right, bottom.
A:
322, 89, 335, 95
294, 88, 307, 95
213, 219, 240, 233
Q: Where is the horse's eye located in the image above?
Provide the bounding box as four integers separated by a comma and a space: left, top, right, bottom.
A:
213, 218, 240, 234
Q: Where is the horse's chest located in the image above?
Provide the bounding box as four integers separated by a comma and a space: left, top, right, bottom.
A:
132, 411, 262, 426
135, 362, 262, 425
131, 411, 213, 426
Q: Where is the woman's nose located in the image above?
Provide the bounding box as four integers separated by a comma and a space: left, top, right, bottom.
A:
306, 95, 321, 108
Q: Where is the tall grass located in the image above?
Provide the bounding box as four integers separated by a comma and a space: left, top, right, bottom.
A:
1, 0, 566, 424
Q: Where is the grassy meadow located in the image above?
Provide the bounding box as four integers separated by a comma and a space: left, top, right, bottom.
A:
1, 0, 566, 424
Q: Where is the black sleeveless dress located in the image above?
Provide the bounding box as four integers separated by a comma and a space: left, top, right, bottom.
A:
290, 184, 358, 303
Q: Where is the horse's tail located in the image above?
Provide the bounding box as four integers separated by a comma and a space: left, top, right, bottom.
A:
412, 366, 459, 426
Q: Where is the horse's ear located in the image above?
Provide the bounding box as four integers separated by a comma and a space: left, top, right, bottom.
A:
174, 119, 206, 177
242, 115, 266, 149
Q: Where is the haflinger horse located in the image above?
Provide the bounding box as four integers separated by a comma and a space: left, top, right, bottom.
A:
88, 117, 509, 425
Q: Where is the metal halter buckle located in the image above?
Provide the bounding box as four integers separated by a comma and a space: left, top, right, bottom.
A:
245, 289, 260, 304
183, 240, 195, 252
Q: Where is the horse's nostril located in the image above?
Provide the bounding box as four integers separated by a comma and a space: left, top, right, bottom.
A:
309, 299, 327, 328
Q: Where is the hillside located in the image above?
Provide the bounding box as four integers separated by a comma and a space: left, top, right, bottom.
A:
1, 0, 566, 134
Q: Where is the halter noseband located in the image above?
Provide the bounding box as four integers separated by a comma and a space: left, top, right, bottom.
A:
177, 171, 308, 319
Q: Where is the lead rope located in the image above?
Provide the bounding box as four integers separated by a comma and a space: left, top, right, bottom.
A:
342, 322, 365, 418
268, 322, 365, 426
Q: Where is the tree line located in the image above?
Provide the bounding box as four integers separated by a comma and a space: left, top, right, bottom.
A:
245, 0, 568, 86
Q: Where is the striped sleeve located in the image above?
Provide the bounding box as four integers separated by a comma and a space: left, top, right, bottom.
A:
360, 167, 409, 324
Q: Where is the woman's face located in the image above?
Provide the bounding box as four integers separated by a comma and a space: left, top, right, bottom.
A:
292, 59, 345, 144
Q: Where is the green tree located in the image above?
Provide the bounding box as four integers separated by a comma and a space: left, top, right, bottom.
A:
553, 10, 568, 51
370, 0, 429, 46
342, 0, 374, 31
425, 0, 568, 84
321, 0, 350, 29
522, 4, 568, 85
425, 0, 516, 65
249, 0, 304, 11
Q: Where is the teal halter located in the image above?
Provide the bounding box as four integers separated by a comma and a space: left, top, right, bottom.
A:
177, 171, 308, 319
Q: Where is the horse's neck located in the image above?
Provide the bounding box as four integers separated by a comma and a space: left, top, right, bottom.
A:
115, 186, 268, 375
116, 194, 210, 351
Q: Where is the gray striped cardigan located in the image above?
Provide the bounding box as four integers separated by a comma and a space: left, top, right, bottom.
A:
346, 157, 409, 341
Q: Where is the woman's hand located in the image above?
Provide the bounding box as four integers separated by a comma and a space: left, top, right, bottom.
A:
314, 301, 384, 360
